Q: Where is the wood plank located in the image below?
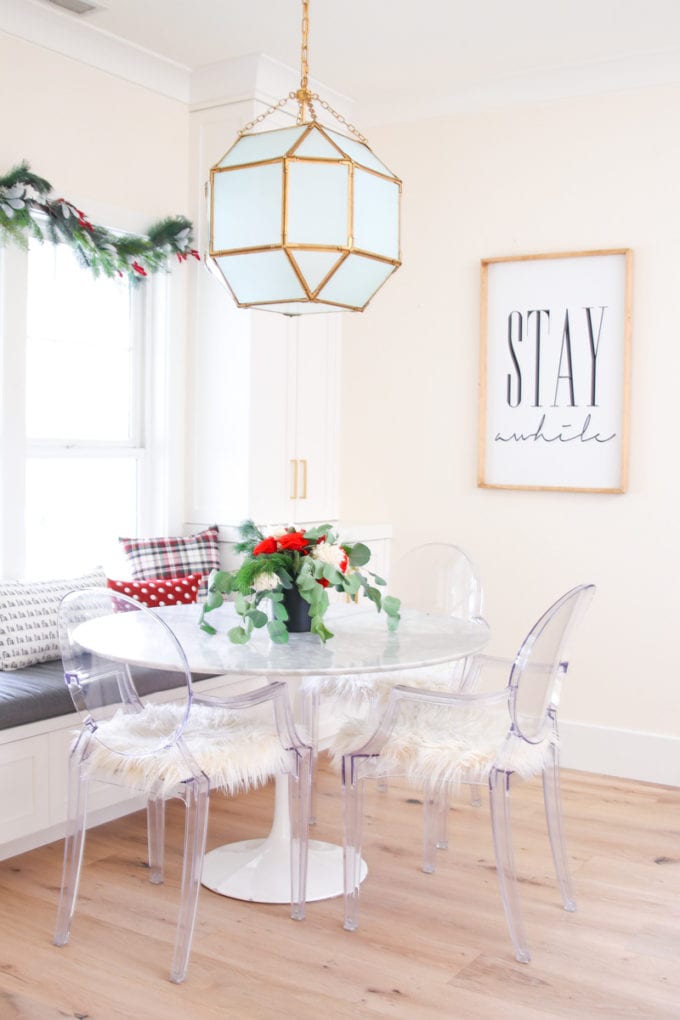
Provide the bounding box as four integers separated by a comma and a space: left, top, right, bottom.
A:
0, 763, 678, 1018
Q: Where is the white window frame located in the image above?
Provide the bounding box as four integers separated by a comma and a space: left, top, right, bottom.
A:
0, 219, 183, 579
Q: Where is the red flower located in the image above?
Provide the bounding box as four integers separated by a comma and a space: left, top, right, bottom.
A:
131, 261, 147, 276
317, 578, 330, 588
252, 536, 277, 556
190, 249, 201, 261
278, 531, 308, 551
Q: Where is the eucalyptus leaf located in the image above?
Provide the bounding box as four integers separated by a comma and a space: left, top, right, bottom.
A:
348, 542, 371, 568
383, 595, 401, 616
234, 593, 248, 616
199, 620, 217, 636
304, 523, 332, 541
311, 617, 333, 643
273, 601, 289, 621
246, 609, 268, 628
365, 586, 382, 608
204, 590, 224, 611
267, 619, 289, 644
227, 626, 249, 644
210, 570, 234, 594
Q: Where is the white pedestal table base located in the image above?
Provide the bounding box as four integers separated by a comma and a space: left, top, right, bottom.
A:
201, 773, 367, 903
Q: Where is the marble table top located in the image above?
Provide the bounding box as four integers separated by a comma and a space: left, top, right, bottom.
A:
75, 601, 490, 678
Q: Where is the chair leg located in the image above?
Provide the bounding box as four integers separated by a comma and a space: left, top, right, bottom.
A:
542, 748, 577, 911
489, 768, 531, 964
54, 751, 89, 948
288, 747, 311, 921
422, 785, 448, 873
469, 784, 482, 807
147, 793, 166, 885
169, 776, 210, 984
301, 685, 320, 826
342, 757, 366, 932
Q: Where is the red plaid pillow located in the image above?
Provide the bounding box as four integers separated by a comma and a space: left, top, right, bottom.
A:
119, 526, 220, 581
107, 573, 203, 607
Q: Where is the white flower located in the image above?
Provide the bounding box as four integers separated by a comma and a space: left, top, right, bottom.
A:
311, 541, 348, 572
252, 571, 279, 592
263, 525, 287, 538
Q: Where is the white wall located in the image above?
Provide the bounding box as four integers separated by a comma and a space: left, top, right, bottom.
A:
340, 84, 680, 784
0, 33, 189, 219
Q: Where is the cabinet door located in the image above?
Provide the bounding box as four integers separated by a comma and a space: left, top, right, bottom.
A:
248, 313, 294, 525
288, 315, 340, 524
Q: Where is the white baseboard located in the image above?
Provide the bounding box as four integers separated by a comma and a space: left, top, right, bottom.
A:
559, 721, 680, 787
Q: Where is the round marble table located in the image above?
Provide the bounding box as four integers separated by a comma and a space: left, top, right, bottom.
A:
76, 601, 490, 903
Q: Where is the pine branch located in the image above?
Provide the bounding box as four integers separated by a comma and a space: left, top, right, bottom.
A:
0, 160, 199, 283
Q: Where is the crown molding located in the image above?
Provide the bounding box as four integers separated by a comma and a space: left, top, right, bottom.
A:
189, 53, 354, 121
356, 46, 680, 127
0, 0, 191, 102
4, 0, 680, 124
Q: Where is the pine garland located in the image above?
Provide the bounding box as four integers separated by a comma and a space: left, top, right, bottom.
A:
0, 161, 200, 283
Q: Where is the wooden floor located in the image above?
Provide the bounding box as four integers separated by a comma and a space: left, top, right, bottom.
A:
0, 762, 678, 1019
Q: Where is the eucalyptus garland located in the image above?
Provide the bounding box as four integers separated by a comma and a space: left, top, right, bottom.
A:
0, 161, 200, 282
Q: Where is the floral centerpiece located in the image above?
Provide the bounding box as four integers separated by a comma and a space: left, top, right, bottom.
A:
199, 520, 400, 644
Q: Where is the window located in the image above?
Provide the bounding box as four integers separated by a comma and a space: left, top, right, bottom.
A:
0, 229, 171, 580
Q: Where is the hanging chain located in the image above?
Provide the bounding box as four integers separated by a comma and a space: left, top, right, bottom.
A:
296, 0, 313, 123
300, 0, 309, 93
237, 0, 369, 145
237, 93, 297, 137
310, 94, 368, 144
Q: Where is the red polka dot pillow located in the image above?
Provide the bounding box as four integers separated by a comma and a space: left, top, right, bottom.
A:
106, 573, 203, 607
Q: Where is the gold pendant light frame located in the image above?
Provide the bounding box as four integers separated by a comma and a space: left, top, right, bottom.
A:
207, 0, 402, 314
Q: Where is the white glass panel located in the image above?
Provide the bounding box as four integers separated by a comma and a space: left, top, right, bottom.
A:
291, 250, 343, 292
26, 240, 135, 442
287, 162, 348, 245
318, 254, 396, 308
217, 126, 306, 167
326, 129, 397, 178
212, 163, 283, 251
354, 170, 400, 260
215, 251, 306, 304
292, 125, 344, 160
25, 457, 137, 577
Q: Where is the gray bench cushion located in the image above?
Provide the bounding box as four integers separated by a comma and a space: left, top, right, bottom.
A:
0, 660, 213, 731
0, 660, 73, 730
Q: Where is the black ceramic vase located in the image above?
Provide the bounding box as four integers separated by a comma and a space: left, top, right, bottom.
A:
282, 584, 312, 633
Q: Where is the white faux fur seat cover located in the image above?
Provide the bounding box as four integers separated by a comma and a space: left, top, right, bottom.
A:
82, 701, 293, 796
329, 699, 556, 788
302, 662, 465, 705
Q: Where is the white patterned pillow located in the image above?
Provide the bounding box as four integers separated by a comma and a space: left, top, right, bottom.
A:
0, 568, 106, 671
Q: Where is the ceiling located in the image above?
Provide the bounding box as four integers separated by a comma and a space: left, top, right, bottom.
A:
14, 0, 680, 122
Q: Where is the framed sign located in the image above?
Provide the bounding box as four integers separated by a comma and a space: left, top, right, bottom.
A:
478, 249, 632, 493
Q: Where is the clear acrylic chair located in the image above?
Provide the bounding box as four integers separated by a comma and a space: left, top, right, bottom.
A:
301, 543, 485, 823
53, 587, 311, 983
335, 583, 595, 963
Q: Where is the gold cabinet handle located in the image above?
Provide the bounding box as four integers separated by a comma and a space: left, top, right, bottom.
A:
299, 459, 308, 499
290, 459, 298, 499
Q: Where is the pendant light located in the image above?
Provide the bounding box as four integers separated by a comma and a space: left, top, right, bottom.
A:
207, 0, 402, 315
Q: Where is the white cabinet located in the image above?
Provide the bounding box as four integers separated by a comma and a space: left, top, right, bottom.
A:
189, 295, 341, 529
252, 313, 340, 526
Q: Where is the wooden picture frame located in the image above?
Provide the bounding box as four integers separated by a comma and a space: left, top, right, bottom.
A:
478, 249, 632, 493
